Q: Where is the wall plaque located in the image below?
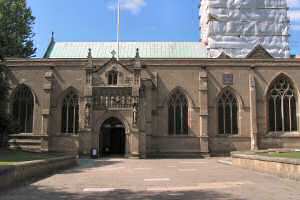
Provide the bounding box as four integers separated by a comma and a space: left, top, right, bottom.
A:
223, 73, 234, 85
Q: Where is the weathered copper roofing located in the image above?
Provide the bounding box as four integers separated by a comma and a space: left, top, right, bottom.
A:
44, 42, 208, 59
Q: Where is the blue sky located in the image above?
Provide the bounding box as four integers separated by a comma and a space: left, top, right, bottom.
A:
27, 0, 300, 58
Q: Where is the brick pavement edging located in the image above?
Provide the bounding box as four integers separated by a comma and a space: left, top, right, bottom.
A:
0, 155, 78, 190
231, 151, 300, 181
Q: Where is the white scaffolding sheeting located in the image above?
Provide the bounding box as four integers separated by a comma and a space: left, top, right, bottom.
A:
200, 0, 290, 58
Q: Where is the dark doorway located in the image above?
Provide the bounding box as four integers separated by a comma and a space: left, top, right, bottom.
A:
100, 118, 126, 157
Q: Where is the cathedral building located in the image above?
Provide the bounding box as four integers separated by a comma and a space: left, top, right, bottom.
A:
4, 0, 300, 157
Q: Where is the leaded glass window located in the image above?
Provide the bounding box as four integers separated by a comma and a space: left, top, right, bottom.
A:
108, 70, 118, 85
61, 91, 79, 134
12, 85, 34, 133
168, 91, 188, 135
268, 76, 297, 132
218, 90, 238, 135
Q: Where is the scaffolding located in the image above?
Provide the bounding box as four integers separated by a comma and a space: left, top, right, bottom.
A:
200, 0, 290, 58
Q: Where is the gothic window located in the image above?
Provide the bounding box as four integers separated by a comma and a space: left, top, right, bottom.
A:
168, 90, 188, 135
268, 76, 297, 132
12, 85, 34, 133
108, 70, 118, 85
61, 91, 79, 134
218, 90, 238, 135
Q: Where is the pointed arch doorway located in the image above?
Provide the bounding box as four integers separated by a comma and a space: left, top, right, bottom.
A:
99, 117, 126, 157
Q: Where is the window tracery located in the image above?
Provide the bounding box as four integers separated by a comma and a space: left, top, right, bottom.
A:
61, 91, 79, 134
108, 70, 118, 85
218, 90, 238, 135
168, 90, 188, 135
12, 85, 34, 133
268, 76, 297, 132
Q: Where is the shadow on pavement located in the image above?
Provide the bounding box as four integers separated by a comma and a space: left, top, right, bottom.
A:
57, 159, 122, 174
0, 159, 122, 193
0, 185, 247, 200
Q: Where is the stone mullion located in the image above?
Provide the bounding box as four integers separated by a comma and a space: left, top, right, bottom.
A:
281, 96, 285, 131
180, 103, 183, 134
73, 104, 76, 134
230, 103, 233, 135
223, 102, 226, 134
25, 101, 28, 133
273, 97, 277, 131
289, 97, 292, 132
173, 104, 176, 135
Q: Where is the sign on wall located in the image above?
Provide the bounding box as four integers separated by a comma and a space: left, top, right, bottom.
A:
223, 73, 234, 85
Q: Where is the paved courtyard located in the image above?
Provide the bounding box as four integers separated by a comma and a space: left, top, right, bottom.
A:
1, 158, 300, 200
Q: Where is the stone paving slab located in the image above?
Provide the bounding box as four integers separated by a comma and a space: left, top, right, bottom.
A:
0, 158, 299, 200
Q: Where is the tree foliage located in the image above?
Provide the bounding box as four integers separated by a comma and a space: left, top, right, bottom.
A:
0, 62, 20, 147
0, 0, 36, 146
0, 0, 36, 59
0, 62, 10, 146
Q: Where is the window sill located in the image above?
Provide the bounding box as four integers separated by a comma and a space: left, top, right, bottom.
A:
165, 134, 193, 138
97, 85, 131, 88
216, 134, 243, 138
57, 133, 79, 137
266, 132, 300, 137
168, 134, 189, 136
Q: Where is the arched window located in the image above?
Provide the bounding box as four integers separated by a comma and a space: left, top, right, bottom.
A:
268, 76, 297, 132
108, 70, 118, 85
168, 90, 188, 135
61, 91, 79, 134
218, 90, 238, 135
12, 85, 34, 133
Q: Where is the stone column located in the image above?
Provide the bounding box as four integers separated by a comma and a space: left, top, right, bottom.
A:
140, 81, 153, 158
40, 68, 54, 151
249, 68, 258, 150
78, 49, 93, 155
82, 49, 93, 128
42, 70, 54, 136
130, 49, 146, 158
137, 84, 146, 158
199, 67, 209, 153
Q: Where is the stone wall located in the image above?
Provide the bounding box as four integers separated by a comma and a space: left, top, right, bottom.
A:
232, 152, 300, 181
6, 58, 300, 156
49, 136, 79, 153
150, 136, 201, 154
0, 156, 77, 190
146, 59, 300, 154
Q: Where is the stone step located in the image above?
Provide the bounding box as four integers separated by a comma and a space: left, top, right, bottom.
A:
8, 134, 48, 153
9, 144, 42, 153
8, 139, 41, 145
9, 134, 47, 140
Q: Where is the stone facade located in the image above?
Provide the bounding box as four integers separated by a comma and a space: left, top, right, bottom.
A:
4, 47, 300, 158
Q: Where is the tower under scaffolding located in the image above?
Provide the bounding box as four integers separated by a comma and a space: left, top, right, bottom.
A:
200, 0, 290, 58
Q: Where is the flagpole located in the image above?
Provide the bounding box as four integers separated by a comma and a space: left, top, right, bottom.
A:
117, 0, 120, 60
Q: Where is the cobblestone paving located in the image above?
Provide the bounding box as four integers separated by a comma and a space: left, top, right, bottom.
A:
1, 158, 300, 200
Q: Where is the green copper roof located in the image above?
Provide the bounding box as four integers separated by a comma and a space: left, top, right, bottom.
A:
45, 42, 208, 59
